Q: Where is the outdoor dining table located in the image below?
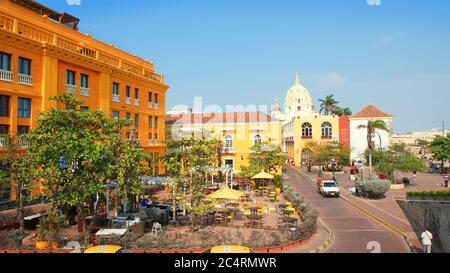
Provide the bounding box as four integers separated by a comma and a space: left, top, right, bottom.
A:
248, 207, 260, 215
278, 204, 289, 209
281, 217, 298, 224
281, 209, 294, 216
245, 214, 263, 228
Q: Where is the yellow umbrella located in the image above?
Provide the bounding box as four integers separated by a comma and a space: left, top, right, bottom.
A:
252, 170, 274, 180
207, 186, 244, 200
210, 245, 253, 253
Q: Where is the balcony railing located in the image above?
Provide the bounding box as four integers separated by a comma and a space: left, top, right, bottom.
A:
154, 103, 159, 110
148, 139, 153, 146
125, 97, 131, 104
0, 70, 12, 82
17, 138, 28, 148
0, 14, 166, 84
148, 102, 153, 109
66, 84, 77, 94
80, 87, 89, 96
112, 94, 120, 103
18, 74, 32, 86
134, 99, 139, 106
223, 147, 234, 153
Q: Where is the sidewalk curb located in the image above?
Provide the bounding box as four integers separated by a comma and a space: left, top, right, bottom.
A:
310, 218, 333, 253
340, 195, 417, 253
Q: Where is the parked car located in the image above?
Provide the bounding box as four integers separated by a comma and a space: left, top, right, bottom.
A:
317, 178, 340, 198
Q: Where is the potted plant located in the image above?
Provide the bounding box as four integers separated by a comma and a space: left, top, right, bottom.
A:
47, 207, 63, 249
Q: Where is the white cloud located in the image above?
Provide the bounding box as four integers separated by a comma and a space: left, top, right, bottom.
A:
370, 35, 393, 48
303, 72, 348, 90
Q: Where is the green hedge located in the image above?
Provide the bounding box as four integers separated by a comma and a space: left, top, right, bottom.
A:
355, 179, 391, 199
406, 190, 450, 197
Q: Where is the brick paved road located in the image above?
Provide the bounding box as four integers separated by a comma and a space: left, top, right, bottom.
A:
284, 166, 411, 253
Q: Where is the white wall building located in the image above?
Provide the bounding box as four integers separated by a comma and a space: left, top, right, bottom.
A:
349, 105, 393, 162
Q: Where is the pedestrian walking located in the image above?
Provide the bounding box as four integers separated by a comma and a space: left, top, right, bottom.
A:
421, 229, 433, 253
444, 176, 449, 188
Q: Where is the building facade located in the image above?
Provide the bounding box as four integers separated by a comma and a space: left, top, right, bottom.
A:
349, 105, 393, 162
0, 0, 168, 202
166, 112, 282, 174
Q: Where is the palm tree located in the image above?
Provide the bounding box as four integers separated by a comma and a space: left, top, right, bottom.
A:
319, 95, 340, 115
334, 107, 352, 117
357, 120, 390, 180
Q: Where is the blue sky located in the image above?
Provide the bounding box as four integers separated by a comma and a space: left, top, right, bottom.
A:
40, 0, 450, 133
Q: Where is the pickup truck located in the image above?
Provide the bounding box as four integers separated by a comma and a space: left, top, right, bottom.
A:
317, 178, 340, 198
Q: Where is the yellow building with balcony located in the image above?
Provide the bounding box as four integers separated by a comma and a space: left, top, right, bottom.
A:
166, 112, 282, 175
0, 0, 168, 201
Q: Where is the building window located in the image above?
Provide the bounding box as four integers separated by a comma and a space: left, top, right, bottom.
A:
224, 159, 234, 169
0, 52, 11, 71
135, 88, 139, 99
224, 135, 233, 151
321, 122, 332, 138
154, 133, 158, 142
126, 86, 131, 98
18, 57, 31, 75
148, 116, 153, 128
112, 111, 120, 119
148, 92, 152, 103
17, 126, 29, 135
113, 82, 119, 95
154, 93, 158, 104
66, 70, 75, 85
302, 122, 312, 138
66, 104, 75, 110
154, 153, 159, 174
134, 114, 139, 127
154, 117, 158, 129
126, 112, 131, 121
126, 131, 130, 140
80, 74, 89, 88
0, 95, 9, 117
0, 125, 8, 134
253, 134, 262, 145
80, 106, 89, 111
18, 98, 31, 118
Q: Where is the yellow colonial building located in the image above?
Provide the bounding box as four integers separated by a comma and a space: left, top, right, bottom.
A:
273, 74, 342, 166
166, 112, 282, 174
0, 0, 168, 201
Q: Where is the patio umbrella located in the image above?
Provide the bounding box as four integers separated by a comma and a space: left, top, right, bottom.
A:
251, 171, 274, 180
206, 186, 244, 200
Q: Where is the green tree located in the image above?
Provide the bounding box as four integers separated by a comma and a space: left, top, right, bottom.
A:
0, 134, 36, 233
239, 143, 285, 178
28, 94, 142, 233
318, 95, 339, 115
357, 120, 390, 180
370, 143, 426, 183
428, 134, 450, 173
333, 107, 352, 117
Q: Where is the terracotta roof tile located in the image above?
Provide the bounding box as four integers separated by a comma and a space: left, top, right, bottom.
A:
352, 104, 392, 118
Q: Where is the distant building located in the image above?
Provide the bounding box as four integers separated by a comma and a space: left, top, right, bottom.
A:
392, 129, 450, 146
349, 105, 393, 162
166, 112, 282, 174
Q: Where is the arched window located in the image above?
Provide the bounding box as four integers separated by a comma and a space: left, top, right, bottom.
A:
302, 122, 312, 138
253, 134, 262, 145
224, 135, 233, 152
321, 122, 332, 138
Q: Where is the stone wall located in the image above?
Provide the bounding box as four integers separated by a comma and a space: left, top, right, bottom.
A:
397, 197, 450, 253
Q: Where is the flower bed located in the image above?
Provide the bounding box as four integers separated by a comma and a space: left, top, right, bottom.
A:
355, 179, 391, 199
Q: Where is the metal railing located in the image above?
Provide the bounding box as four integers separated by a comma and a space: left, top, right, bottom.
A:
17, 138, 28, 147
0, 69, 12, 82
0, 137, 7, 148
66, 84, 77, 94
18, 73, 32, 86
154, 103, 159, 110
148, 102, 153, 109
125, 97, 131, 104
134, 99, 139, 106
80, 86, 89, 96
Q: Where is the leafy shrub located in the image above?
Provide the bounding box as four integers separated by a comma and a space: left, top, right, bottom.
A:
274, 175, 283, 189
356, 179, 391, 199
406, 190, 450, 197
